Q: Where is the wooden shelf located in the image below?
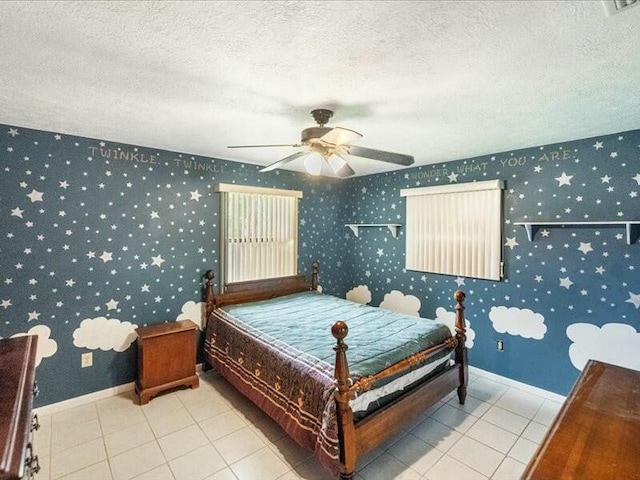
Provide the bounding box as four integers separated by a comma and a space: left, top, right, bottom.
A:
346, 224, 402, 238
513, 221, 640, 245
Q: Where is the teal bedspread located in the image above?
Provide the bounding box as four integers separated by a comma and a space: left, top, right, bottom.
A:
222, 291, 452, 381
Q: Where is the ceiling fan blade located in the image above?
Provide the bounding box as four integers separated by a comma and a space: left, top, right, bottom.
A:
334, 162, 356, 178
347, 145, 414, 166
228, 143, 301, 148
259, 151, 307, 172
319, 127, 362, 146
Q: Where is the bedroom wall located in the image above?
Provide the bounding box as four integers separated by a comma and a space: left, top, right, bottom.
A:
341, 128, 640, 395
0, 124, 351, 406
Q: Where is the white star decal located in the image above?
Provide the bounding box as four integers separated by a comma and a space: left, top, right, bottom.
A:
376, 248, 384, 257
632, 173, 640, 185
600, 175, 611, 183
65, 279, 76, 287
141, 284, 150, 292
99, 251, 113, 263
555, 172, 573, 187
27, 311, 40, 321
26, 189, 44, 202
106, 299, 119, 310
454, 277, 465, 287
534, 165, 542, 173
7, 128, 19, 137
593, 141, 603, 150
448, 173, 459, 183
504, 237, 519, 249
540, 229, 550, 237
626, 292, 640, 309
577, 242, 593, 254
534, 275, 543, 283
150, 211, 159, 219
151, 255, 165, 267
59, 180, 70, 189
11, 207, 24, 218
1, 299, 11, 309
559, 277, 574, 289
190, 190, 202, 201
54, 134, 62, 140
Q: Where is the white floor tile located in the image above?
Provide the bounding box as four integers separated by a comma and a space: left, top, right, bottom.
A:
492, 457, 527, 480
358, 451, 422, 480
50, 437, 106, 479
465, 419, 518, 454
447, 436, 504, 477
199, 410, 247, 442
99, 407, 147, 436
532, 399, 563, 426
481, 405, 529, 435
230, 446, 290, 480
131, 464, 176, 480
58, 460, 112, 480
268, 435, 313, 468
158, 424, 209, 461
447, 394, 492, 418
213, 426, 266, 464
104, 421, 155, 458
51, 403, 98, 429
146, 405, 195, 437
494, 389, 545, 419
466, 378, 509, 404
386, 433, 444, 475
169, 444, 227, 480
424, 454, 488, 480
109, 441, 166, 480
521, 421, 548, 444
185, 396, 231, 422
508, 437, 539, 465
411, 417, 462, 452
52, 418, 103, 453
431, 403, 479, 433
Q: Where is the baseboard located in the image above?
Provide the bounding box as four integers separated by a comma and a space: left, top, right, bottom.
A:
469, 365, 566, 403
35, 363, 562, 416
35, 363, 207, 416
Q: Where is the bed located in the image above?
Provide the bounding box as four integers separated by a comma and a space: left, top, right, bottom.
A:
203, 261, 468, 479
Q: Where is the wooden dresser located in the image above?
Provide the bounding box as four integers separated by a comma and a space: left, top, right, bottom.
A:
523, 360, 640, 480
0, 336, 39, 480
135, 320, 199, 404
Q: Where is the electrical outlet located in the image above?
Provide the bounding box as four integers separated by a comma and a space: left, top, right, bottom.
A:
497, 340, 504, 351
81, 352, 93, 368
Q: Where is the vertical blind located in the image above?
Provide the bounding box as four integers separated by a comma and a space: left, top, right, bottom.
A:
401, 180, 504, 281
215, 184, 302, 285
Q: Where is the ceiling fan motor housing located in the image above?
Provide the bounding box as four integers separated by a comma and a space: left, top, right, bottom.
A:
301, 126, 332, 143
310, 108, 333, 126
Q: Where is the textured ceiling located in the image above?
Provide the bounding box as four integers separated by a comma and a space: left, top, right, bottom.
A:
1, 1, 639, 176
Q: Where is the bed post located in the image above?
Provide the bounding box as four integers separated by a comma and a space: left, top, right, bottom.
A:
454, 290, 468, 404
311, 260, 319, 291
205, 270, 215, 320
332, 321, 356, 480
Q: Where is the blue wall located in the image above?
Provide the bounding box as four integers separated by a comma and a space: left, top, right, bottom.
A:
1, 123, 639, 404
0, 125, 350, 405
342, 130, 640, 394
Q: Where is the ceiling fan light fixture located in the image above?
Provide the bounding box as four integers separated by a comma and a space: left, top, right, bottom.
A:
304, 152, 323, 176
327, 153, 347, 173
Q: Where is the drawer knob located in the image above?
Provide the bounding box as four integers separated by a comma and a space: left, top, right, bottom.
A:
32, 381, 40, 398
31, 413, 40, 431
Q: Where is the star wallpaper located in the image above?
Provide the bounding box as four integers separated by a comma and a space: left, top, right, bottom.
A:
1, 123, 639, 405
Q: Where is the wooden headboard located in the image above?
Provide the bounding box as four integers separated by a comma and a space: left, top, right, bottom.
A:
205, 261, 319, 316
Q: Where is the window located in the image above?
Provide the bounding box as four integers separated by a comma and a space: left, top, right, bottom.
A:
215, 183, 302, 286
400, 180, 504, 281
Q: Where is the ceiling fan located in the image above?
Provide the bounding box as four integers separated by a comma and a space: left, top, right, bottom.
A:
228, 109, 415, 178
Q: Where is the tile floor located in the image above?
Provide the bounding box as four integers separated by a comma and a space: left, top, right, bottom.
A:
33, 370, 563, 480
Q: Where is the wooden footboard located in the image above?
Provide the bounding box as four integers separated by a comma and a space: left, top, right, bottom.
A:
332, 290, 468, 479
203, 262, 468, 479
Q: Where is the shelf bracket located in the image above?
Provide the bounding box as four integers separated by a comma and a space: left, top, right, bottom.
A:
347, 225, 360, 237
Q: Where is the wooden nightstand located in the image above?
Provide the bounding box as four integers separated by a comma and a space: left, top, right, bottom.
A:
135, 320, 199, 404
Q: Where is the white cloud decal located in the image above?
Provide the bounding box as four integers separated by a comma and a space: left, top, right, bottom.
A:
73, 317, 138, 352
346, 285, 372, 305
11, 325, 58, 366
489, 306, 547, 340
566, 323, 640, 371
434, 307, 476, 349
176, 300, 207, 330
379, 290, 421, 316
